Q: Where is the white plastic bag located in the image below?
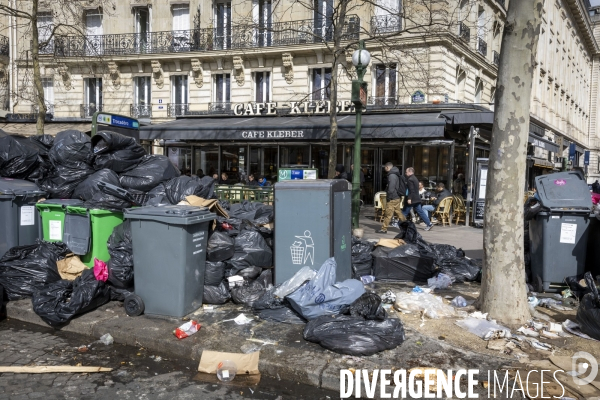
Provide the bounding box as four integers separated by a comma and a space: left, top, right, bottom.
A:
274, 266, 317, 298
456, 317, 511, 340
393, 292, 455, 319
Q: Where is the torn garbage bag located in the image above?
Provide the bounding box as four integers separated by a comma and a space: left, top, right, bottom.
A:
48, 130, 92, 169
91, 131, 146, 173
372, 244, 436, 282
207, 232, 235, 262
303, 315, 405, 356
438, 258, 481, 283
0, 241, 68, 300
204, 261, 226, 286
231, 280, 265, 307
106, 221, 134, 289
72, 169, 131, 211
32, 268, 112, 328
394, 292, 455, 319
203, 282, 231, 305
227, 230, 273, 272
119, 155, 180, 192
286, 258, 365, 320
273, 266, 316, 298
341, 292, 386, 321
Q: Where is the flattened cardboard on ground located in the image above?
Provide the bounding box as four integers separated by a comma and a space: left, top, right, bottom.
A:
57, 254, 87, 280
522, 359, 600, 398
549, 355, 600, 391
375, 238, 406, 248
198, 350, 260, 375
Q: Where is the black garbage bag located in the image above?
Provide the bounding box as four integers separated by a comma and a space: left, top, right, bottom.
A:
219, 200, 231, 210
0, 241, 68, 300
39, 164, 94, 199
91, 131, 146, 173
231, 280, 265, 307
237, 266, 262, 280
0, 134, 41, 179
49, 130, 92, 169
0, 283, 6, 320
565, 274, 591, 300
72, 169, 131, 211
216, 216, 243, 236
207, 232, 235, 262
203, 282, 231, 304
145, 183, 170, 207
303, 315, 406, 356
204, 261, 226, 286
109, 286, 134, 302
252, 287, 284, 311
372, 244, 436, 282
229, 201, 262, 221
228, 231, 273, 272
32, 268, 112, 328
352, 237, 374, 278
107, 221, 134, 289
239, 220, 273, 239
119, 155, 180, 192
258, 307, 307, 325
439, 258, 481, 283
524, 197, 543, 221
255, 269, 273, 288
198, 176, 216, 199
394, 221, 421, 244
163, 176, 206, 204
28, 134, 54, 154
576, 273, 600, 340
430, 244, 459, 265
253, 205, 274, 225
341, 292, 386, 321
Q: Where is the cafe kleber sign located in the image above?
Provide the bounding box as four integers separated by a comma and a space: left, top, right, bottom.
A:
232, 100, 356, 116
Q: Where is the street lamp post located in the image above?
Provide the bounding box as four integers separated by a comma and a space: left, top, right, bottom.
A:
351, 40, 370, 229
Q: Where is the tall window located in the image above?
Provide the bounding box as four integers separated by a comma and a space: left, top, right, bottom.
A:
42, 78, 54, 107
311, 67, 332, 101
456, 68, 466, 102
84, 78, 102, 117
85, 9, 103, 55
253, 0, 272, 46
171, 75, 188, 104
474, 78, 482, 104
213, 74, 231, 103
374, 0, 401, 33
254, 71, 271, 103
172, 4, 190, 50
314, 0, 333, 41
134, 7, 150, 51
37, 12, 53, 53
215, 2, 232, 49
477, 7, 485, 40
134, 76, 151, 106
373, 64, 397, 105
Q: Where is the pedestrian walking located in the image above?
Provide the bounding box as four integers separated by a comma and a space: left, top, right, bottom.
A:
377, 162, 406, 233
402, 167, 433, 231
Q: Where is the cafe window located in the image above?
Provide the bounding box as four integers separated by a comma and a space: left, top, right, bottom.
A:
280, 145, 309, 168
373, 64, 397, 105
310, 145, 344, 178
254, 71, 271, 103
220, 146, 246, 184
213, 73, 231, 103
193, 146, 218, 178
405, 145, 450, 187
311, 67, 332, 101
250, 146, 278, 182
167, 147, 192, 174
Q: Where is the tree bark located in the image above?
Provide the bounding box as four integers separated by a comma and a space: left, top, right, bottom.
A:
30, 0, 46, 135
479, 0, 544, 326
327, 0, 348, 179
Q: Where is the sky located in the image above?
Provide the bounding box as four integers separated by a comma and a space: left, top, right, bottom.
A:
591, 0, 600, 6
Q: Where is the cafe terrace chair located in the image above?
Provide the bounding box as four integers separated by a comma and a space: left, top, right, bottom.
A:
432, 196, 453, 226
374, 192, 387, 222
452, 195, 467, 225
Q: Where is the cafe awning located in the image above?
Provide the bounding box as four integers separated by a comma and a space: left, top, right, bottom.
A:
140, 113, 447, 141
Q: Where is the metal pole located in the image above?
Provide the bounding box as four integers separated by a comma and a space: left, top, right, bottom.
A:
352, 105, 362, 229
465, 126, 476, 226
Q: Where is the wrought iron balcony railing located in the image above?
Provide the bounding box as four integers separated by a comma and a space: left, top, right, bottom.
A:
477, 37, 487, 57
80, 104, 102, 118
31, 104, 55, 115
130, 104, 152, 118
167, 103, 190, 117
51, 16, 360, 57
367, 96, 398, 107
208, 102, 233, 115
493, 50, 500, 66
371, 14, 402, 35
0, 35, 8, 57
458, 22, 470, 43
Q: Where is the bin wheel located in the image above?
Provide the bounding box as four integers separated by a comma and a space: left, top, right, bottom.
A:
124, 294, 145, 317
533, 275, 543, 293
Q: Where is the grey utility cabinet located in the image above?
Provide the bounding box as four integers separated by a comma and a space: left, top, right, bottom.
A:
529, 171, 592, 292
274, 180, 352, 285
124, 205, 216, 318
0, 178, 46, 258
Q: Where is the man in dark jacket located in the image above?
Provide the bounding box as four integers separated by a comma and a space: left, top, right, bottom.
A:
378, 162, 406, 233
334, 164, 349, 181
247, 174, 259, 186
402, 167, 433, 231
422, 183, 452, 220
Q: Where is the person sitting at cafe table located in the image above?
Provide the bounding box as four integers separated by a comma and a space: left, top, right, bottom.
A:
219, 172, 229, 185
258, 176, 271, 187
247, 174, 259, 187
422, 183, 452, 220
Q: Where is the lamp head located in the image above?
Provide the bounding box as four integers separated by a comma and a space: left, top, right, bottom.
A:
351, 49, 371, 68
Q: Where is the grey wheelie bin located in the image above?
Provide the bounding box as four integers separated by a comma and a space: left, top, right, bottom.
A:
274, 180, 352, 285
529, 171, 593, 292
124, 205, 216, 318
0, 178, 46, 258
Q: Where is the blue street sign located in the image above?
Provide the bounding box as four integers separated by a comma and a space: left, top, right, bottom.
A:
569, 143, 576, 161
584, 150, 590, 166
291, 170, 304, 180
96, 113, 139, 129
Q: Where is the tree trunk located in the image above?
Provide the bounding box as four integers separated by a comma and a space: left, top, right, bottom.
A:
30, 0, 46, 135
327, 1, 348, 179
479, 0, 544, 326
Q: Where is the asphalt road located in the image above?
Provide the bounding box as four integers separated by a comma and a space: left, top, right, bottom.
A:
0, 318, 339, 400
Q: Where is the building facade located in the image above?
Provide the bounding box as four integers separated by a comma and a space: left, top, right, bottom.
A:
1, 0, 599, 190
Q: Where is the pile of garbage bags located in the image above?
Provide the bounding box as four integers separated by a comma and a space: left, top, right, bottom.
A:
575, 272, 600, 340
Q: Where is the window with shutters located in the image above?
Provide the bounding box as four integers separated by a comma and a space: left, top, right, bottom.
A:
372, 64, 397, 106
254, 71, 271, 103
311, 67, 332, 101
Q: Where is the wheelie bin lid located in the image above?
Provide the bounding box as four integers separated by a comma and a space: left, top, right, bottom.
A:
0, 177, 46, 198
534, 171, 592, 212
124, 205, 215, 225
38, 199, 84, 207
